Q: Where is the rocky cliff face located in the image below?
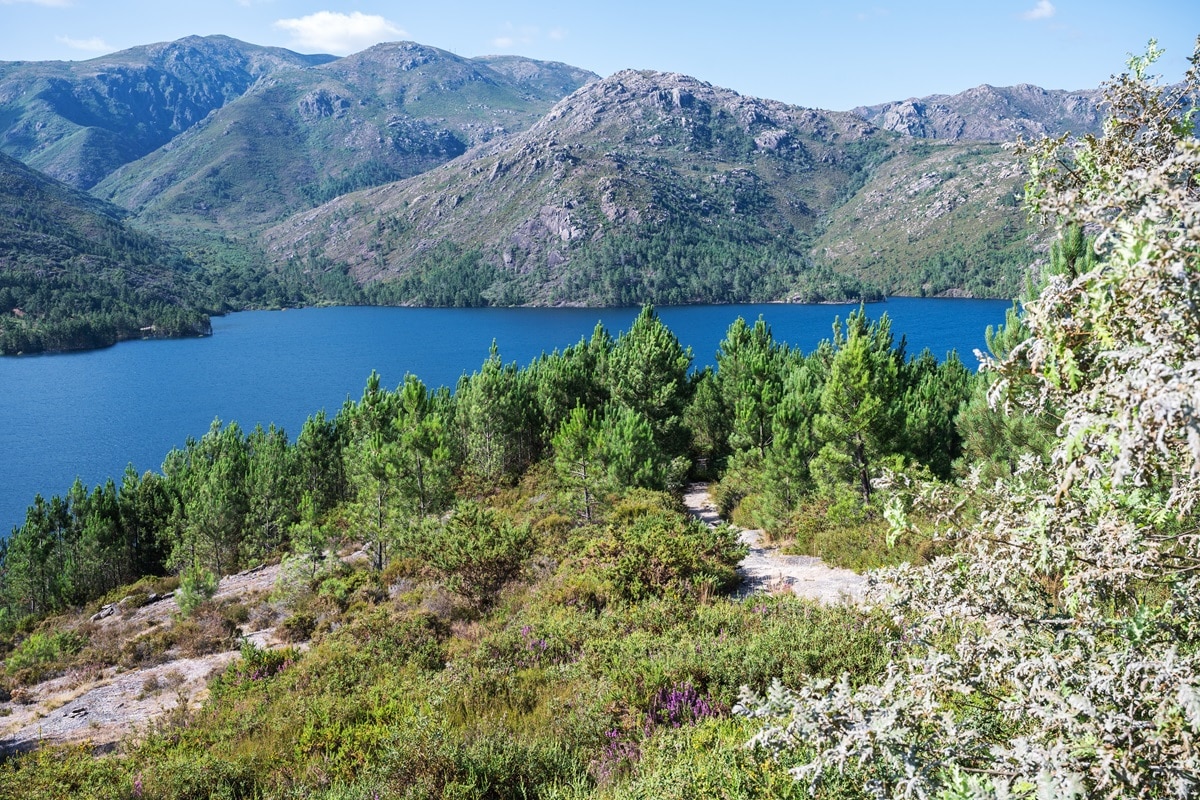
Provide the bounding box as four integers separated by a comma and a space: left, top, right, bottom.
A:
851, 83, 1103, 141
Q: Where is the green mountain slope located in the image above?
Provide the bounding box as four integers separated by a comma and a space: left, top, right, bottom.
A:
92, 42, 597, 234
0, 153, 212, 354
811, 140, 1035, 297
0, 36, 334, 190
262, 70, 1037, 305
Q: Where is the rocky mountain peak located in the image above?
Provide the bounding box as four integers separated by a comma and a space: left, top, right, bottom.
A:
852, 83, 1103, 142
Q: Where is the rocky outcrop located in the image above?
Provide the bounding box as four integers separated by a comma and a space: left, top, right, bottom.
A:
852, 83, 1103, 142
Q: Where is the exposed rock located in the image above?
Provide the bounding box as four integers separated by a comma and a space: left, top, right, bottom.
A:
298, 89, 350, 121
754, 128, 791, 151
852, 83, 1103, 142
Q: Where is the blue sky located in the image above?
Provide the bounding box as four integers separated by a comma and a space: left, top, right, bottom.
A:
1, 1, 1197, 110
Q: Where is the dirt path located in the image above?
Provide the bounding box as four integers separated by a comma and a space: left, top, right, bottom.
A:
684, 483, 866, 604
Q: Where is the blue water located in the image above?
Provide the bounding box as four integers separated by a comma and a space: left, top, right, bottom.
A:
0, 298, 1009, 533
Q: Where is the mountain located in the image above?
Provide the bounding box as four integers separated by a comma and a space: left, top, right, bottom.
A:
0, 35, 334, 190
811, 140, 1034, 298
92, 42, 598, 234
0, 35, 1110, 337
850, 83, 1103, 141
261, 70, 1036, 305
0, 152, 211, 354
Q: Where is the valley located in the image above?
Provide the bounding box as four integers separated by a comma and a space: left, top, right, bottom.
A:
0, 35, 1105, 353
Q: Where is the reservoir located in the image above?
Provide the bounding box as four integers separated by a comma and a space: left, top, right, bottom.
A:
0, 298, 1010, 533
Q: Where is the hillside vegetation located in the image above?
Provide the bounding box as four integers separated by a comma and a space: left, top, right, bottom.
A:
0, 297, 974, 796
0, 152, 212, 354
0, 38, 1197, 799
263, 70, 1029, 306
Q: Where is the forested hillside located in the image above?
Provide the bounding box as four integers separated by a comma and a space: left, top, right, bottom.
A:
0, 152, 212, 354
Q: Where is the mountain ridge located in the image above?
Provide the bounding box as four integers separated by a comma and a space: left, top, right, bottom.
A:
261, 69, 1037, 304
849, 82, 1104, 141
0, 34, 1120, 347
0, 35, 336, 189
90, 41, 598, 234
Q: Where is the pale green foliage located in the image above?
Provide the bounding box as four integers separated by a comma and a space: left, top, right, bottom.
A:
177, 564, 218, 617
552, 403, 671, 519
418, 501, 533, 609
741, 39, 1200, 799
553, 405, 605, 521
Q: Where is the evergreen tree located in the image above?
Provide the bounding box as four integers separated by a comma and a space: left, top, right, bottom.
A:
811, 309, 902, 505
162, 420, 250, 575
531, 324, 611, 446
761, 358, 824, 513
600, 404, 666, 491
553, 405, 605, 521
899, 350, 974, 478
683, 367, 731, 477
245, 424, 299, 563
455, 343, 540, 483
345, 430, 400, 573
392, 375, 455, 522
295, 410, 346, 514
716, 316, 787, 462
116, 465, 171, 581
607, 305, 693, 457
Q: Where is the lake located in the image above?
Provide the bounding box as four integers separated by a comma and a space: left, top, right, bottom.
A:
0, 298, 1011, 533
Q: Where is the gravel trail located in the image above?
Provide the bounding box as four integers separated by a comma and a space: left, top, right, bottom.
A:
684, 483, 866, 604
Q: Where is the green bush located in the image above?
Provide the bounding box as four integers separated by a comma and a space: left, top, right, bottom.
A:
280, 612, 317, 642
778, 500, 926, 572
584, 506, 745, 603
4, 629, 87, 684
417, 502, 534, 610
176, 566, 218, 617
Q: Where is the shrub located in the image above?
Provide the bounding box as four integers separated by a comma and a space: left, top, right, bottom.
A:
316, 567, 386, 613
211, 640, 300, 698
176, 566, 218, 618
585, 507, 745, 602
4, 629, 87, 685
280, 612, 317, 642
417, 502, 534, 610
173, 605, 238, 657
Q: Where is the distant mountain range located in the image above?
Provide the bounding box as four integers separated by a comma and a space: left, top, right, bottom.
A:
0, 35, 1111, 349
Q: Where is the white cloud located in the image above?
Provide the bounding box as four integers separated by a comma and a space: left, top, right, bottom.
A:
490, 23, 549, 51
55, 35, 112, 52
273, 11, 405, 55
1021, 0, 1055, 20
